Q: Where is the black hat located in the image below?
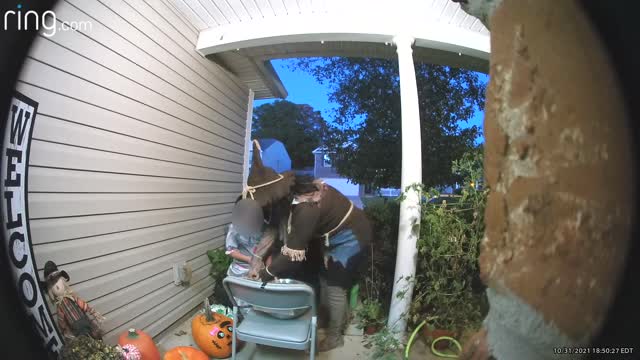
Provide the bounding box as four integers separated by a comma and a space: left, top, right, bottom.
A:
40, 261, 70, 290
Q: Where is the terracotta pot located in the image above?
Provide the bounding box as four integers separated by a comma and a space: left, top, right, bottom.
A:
364, 325, 379, 335
423, 328, 456, 350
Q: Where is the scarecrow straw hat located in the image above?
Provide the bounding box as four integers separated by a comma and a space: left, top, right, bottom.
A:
244, 140, 295, 208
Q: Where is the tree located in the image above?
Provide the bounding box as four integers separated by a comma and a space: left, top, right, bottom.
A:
252, 100, 328, 169
293, 58, 486, 189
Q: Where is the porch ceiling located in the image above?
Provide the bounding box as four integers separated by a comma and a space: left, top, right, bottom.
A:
168, 0, 490, 99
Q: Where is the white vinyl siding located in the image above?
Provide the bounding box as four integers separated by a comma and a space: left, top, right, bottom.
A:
17, 0, 248, 344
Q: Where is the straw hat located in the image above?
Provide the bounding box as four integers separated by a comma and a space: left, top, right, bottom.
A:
245, 140, 295, 208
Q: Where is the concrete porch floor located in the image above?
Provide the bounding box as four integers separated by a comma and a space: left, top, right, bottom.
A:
156, 310, 372, 359
155, 310, 444, 359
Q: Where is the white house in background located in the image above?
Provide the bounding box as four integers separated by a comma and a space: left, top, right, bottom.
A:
312, 147, 402, 208
249, 138, 292, 173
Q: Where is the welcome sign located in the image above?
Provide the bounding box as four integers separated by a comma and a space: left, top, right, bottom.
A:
2, 93, 63, 357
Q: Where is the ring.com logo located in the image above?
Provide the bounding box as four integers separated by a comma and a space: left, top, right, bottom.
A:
3, 3, 92, 38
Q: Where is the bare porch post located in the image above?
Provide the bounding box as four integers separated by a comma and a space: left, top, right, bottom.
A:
242, 89, 255, 188
387, 34, 422, 336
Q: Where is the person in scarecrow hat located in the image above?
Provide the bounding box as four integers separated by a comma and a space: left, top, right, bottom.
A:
41, 261, 104, 340
243, 140, 296, 227
256, 175, 373, 352
240, 140, 311, 279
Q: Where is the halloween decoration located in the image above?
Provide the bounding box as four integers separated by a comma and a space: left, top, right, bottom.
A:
208, 303, 234, 320
118, 328, 161, 360
42, 261, 105, 340
258, 177, 373, 352
192, 298, 234, 358
164, 346, 209, 360
244, 139, 295, 208
121, 344, 142, 360
60, 335, 123, 360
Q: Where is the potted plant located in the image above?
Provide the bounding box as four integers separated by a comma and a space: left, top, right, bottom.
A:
206, 248, 232, 307
421, 320, 457, 351
355, 299, 384, 334
363, 326, 402, 359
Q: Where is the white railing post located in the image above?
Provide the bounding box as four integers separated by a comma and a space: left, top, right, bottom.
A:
242, 90, 255, 188
388, 34, 423, 337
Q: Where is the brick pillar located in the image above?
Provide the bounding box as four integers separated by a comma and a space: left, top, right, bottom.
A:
481, 0, 634, 357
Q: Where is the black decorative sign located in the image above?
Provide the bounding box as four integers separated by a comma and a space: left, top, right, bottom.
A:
2, 92, 63, 357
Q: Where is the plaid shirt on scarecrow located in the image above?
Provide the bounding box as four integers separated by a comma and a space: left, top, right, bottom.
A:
56, 294, 103, 340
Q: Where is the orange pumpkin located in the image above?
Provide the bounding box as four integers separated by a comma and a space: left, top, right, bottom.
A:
118, 328, 161, 360
163, 346, 209, 360
192, 298, 234, 358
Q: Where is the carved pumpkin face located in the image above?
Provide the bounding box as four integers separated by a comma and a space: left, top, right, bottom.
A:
191, 312, 234, 358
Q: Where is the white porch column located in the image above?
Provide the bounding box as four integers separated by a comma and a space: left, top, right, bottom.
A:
388, 34, 422, 336
242, 90, 255, 188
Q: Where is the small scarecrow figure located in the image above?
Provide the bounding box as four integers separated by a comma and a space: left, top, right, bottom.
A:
41, 261, 105, 340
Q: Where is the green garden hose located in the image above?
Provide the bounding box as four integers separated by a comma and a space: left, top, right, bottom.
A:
404, 320, 462, 359
404, 320, 427, 359
431, 336, 462, 358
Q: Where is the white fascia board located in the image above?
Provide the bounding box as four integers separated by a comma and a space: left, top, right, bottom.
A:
196, 14, 489, 60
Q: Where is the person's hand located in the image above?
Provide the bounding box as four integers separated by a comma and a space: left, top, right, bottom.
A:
248, 255, 265, 280
258, 268, 275, 283
247, 267, 262, 280
460, 327, 490, 360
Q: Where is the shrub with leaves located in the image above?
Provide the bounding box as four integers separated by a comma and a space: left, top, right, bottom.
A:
363, 326, 402, 360
362, 199, 400, 311
363, 149, 487, 335
207, 247, 233, 306
207, 248, 232, 282
408, 147, 487, 333
355, 298, 384, 329
61, 336, 123, 360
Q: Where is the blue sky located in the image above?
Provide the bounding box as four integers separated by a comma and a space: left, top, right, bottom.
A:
255, 59, 488, 143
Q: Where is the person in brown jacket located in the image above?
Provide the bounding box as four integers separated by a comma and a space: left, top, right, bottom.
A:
257, 175, 373, 352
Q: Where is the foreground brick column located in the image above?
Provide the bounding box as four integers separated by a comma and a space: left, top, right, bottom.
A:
481, 0, 634, 357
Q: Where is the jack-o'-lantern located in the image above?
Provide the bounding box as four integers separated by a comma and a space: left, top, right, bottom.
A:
191, 298, 234, 358
163, 346, 209, 360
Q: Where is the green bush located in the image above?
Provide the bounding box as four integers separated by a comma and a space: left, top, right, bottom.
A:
409, 148, 487, 333
354, 298, 384, 329
363, 326, 402, 360
363, 148, 487, 335
363, 199, 400, 311
207, 248, 232, 283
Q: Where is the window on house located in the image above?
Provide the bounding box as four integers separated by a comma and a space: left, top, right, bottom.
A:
364, 184, 374, 195
323, 153, 332, 168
